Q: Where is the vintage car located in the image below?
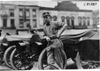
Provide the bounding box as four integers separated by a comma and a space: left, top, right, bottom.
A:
76, 29, 99, 69
38, 29, 100, 69
8, 33, 46, 70
1, 29, 99, 70
0, 34, 32, 68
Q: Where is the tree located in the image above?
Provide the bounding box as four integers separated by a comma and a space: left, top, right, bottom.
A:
92, 10, 99, 28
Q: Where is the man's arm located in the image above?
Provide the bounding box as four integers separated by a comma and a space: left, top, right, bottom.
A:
57, 24, 67, 37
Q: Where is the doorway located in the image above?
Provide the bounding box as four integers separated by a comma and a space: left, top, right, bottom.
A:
3, 18, 7, 27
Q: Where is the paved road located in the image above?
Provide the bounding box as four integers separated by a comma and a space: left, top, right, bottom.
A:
0, 59, 77, 70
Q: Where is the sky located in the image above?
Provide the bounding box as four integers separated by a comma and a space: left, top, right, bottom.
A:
38, 0, 99, 11
0, 0, 99, 11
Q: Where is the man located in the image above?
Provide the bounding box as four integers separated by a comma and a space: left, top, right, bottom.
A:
43, 12, 67, 38
42, 12, 68, 69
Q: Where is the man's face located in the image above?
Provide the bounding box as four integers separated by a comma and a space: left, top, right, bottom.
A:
43, 16, 51, 23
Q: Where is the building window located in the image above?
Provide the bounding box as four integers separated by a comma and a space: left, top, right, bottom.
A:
66, 16, 70, 26
33, 19, 37, 28
26, 19, 30, 28
32, 9, 36, 18
87, 17, 90, 26
78, 17, 82, 26
19, 9, 23, 17
71, 16, 75, 27
26, 9, 30, 17
83, 17, 86, 26
53, 16, 57, 21
3, 18, 7, 27
19, 19, 24, 28
10, 19, 15, 27
9, 9, 14, 17
61, 16, 65, 22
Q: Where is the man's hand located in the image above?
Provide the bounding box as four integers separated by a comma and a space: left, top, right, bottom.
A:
79, 37, 89, 41
43, 36, 50, 41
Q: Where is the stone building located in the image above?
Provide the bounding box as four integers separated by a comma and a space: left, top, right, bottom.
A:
0, 3, 93, 35
39, 7, 93, 29
0, 3, 39, 35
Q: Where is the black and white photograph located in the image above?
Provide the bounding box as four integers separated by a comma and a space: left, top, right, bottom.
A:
0, 0, 99, 70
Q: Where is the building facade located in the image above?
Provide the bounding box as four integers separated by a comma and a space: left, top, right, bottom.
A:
0, 3, 39, 35
0, 4, 17, 35
0, 3, 93, 35
39, 7, 93, 29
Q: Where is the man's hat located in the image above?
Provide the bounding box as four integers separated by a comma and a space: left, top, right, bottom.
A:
42, 12, 51, 18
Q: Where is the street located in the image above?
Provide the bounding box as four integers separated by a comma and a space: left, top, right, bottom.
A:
0, 59, 77, 70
